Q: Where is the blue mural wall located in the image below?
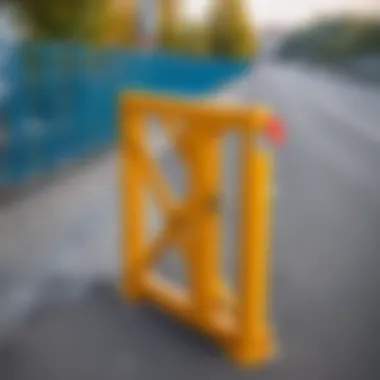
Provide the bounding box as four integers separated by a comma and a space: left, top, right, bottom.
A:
0, 41, 250, 186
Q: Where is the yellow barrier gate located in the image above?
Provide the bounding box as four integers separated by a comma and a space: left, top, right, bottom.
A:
119, 93, 280, 366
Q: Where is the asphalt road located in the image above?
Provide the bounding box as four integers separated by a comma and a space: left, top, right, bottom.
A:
0, 61, 380, 380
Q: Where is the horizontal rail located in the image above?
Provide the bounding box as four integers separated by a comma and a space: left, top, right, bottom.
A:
122, 93, 273, 132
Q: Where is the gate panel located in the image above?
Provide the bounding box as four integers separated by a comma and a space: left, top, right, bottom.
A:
119, 93, 282, 367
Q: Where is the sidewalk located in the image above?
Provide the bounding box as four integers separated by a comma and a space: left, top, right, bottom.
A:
0, 151, 119, 338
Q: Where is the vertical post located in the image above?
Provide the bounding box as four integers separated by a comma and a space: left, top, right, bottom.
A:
120, 97, 145, 301
234, 127, 274, 365
189, 126, 221, 326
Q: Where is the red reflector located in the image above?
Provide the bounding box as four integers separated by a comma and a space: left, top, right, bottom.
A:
266, 116, 286, 145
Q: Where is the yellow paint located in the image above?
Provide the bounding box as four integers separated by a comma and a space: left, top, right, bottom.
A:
119, 98, 145, 300
230, 129, 275, 365
119, 93, 276, 367
188, 124, 221, 324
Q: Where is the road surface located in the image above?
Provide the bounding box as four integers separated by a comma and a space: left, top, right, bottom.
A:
0, 61, 380, 380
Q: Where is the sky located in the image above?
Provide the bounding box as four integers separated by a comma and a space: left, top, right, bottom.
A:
184, 0, 380, 28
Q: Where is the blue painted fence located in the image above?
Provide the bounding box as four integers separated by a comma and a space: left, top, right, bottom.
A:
0, 42, 250, 186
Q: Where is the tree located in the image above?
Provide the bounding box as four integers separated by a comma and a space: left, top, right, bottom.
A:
208, 0, 257, 59
157, 0, 181, 51
97, 0, 138, 46
14, 0, 138, 45
16, 0, 96, 40
279, 17, 380, 62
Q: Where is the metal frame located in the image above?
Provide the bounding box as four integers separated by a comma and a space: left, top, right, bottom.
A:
119, 93, 275, 366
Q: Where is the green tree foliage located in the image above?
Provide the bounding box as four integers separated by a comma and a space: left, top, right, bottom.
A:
157, 0, 257, 59
97, 1, 138, 47
173, 21, 210, 56
14, 0, 139, 45
157, 0, 181, 51
208, 0, 256, 59
15, 0, 99, 40
279, 17, 380, 62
